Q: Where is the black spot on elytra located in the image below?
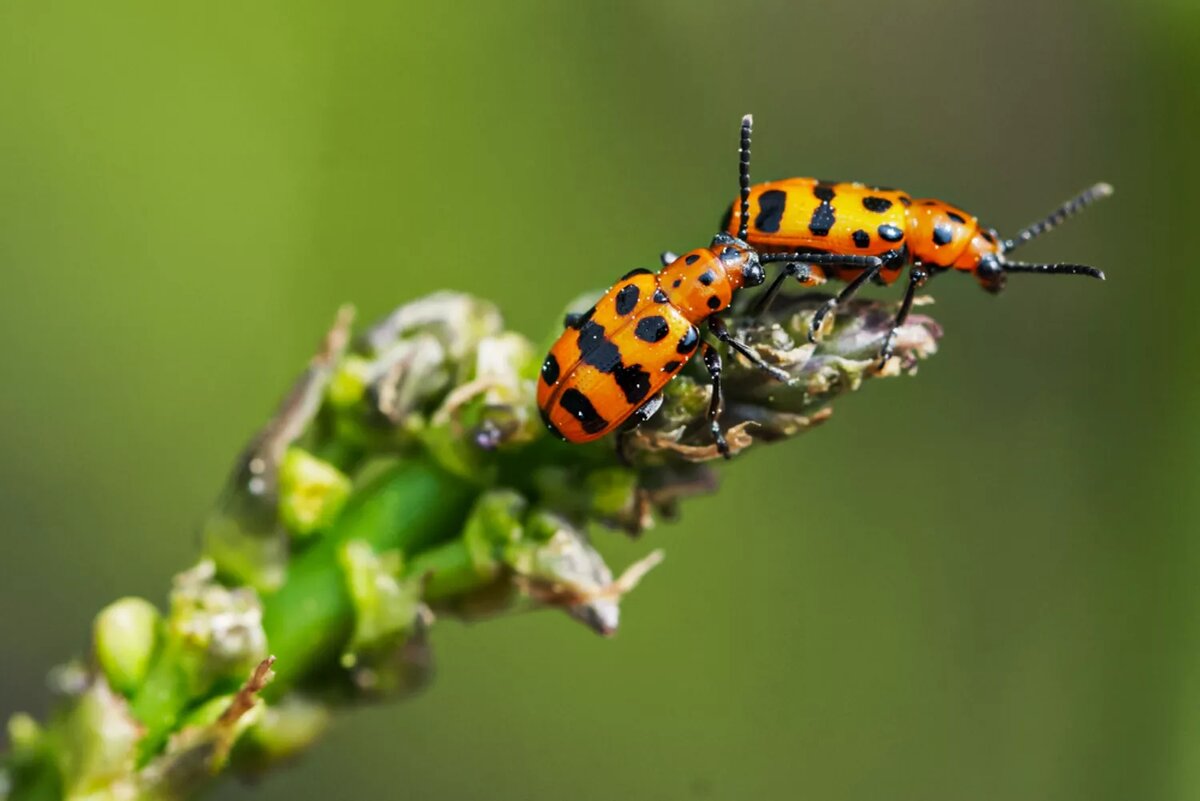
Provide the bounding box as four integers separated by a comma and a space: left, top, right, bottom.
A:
685, 253, 700, 265
754, 189, 787, 233
569, 306, 594, 330
662, 360, 682, 373
581, 337, 622, 373
932, 222, 953, 246
809, 205, 836, 237
852, 229, 871, 248
653, 288, 669, 303
672, 278, 682, 288
635, 316, 670, 343
559, 389, 607, 434
698, 269, 715, 286
615, 283, 640, 315
540, 353, 560, 386
899, 196, 912, 207
539, 407, 567, 441
946, 211, 966, 224
565, 313, 667, 412
922, 200, 938, 205
620, 267, 651, 280
677, 327, 699, 354
613, 363, 651, 404
981, 230, 996, 244
809, 183, 837, 237
862, 196, 892, 213
707, 296, 722, 310
878, 224, 904, 243
578, 320, 621, 373
577, 319, 605, 351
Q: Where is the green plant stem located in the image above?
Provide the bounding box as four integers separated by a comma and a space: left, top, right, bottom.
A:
128, 460, 476, 746
128, 640, 194, 761
261, 460, 476, 696
6, 749, 60, 801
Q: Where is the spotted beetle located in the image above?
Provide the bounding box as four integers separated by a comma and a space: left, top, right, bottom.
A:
538, 116, 882, 458
720, 126, 1112, 362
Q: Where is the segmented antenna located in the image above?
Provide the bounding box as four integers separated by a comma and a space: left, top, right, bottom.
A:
1001, 261, 1106, 280
738, 114, 753, 241
1002, 182, 1114, 253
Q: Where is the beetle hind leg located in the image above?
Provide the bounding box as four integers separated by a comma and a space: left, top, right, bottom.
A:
615, 393, 665, 466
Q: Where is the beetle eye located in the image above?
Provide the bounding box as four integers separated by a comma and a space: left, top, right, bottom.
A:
742, 261, 765, 286
977, 254, 1002, 277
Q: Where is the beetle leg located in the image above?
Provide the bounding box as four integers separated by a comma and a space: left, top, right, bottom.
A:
752, 253, 878, 319
750, 262, 811, 318
615, 393, 664, 466
701, 342, 731, 460
877, 266, 928, 366
707, 316, 790, 383
808, 260, 885, 343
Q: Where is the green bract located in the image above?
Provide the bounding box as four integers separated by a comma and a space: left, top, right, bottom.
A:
93, 598, 162, 697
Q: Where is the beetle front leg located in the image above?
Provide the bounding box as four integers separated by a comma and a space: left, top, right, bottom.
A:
751, 262, 813, 318
701, 342, 731, 460
878, 266, 928, 367
707, 316, 790, 383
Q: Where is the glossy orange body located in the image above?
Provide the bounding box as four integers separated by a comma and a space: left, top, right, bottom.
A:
724, 178, 1005, 290
538, 238, 757, 443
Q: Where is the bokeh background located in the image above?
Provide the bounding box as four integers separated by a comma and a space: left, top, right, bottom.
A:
1, 1, 1197, 799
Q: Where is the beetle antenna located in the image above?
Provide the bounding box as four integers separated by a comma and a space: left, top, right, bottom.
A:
1001, 261, 1106, 280
738, 114, 752, 241
1001, 182, 1113, 253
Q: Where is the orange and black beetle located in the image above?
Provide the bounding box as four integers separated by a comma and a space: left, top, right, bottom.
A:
722, 138, 1112, 361
538, 116, 881, 457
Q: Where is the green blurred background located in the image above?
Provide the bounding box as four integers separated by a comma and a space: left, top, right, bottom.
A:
1, 1, 1197, 799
